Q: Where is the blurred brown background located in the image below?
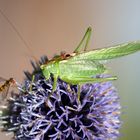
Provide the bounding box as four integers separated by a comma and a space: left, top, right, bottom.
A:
0, 0, 140, 139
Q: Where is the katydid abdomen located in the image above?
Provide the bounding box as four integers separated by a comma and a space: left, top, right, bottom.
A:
59, 60, 106, 82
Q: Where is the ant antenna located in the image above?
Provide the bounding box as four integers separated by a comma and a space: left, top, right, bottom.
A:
0, 8, 39, 65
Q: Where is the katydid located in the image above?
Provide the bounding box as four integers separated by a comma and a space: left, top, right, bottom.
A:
40, 27, 140, 100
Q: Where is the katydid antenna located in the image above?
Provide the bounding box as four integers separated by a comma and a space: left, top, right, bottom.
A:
0, 8, 39, 66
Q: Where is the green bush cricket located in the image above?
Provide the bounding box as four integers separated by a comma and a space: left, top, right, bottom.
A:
40, 27, 140, 100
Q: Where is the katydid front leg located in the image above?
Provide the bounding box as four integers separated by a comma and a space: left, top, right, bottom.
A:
30, 75, 35, 92
52, 75, 58, 92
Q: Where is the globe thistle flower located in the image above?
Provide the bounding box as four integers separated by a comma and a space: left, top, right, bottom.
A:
0, 57, 121, 140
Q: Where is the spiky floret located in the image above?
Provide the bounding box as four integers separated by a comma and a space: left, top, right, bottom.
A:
0, 58, 121, 140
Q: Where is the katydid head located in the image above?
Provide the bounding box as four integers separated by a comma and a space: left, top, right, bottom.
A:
40, 65, 50, 80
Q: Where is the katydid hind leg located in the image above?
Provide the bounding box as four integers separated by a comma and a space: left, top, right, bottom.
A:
61, 76, 117, 85
74, 27, 92, 53
61, 75, 117, 102
78, 76, 117, 84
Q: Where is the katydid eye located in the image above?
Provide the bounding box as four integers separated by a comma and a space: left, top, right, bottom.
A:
65, 54, 71, 57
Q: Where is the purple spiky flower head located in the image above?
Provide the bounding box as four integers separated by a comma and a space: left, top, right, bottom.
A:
0, 57, 121, 140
